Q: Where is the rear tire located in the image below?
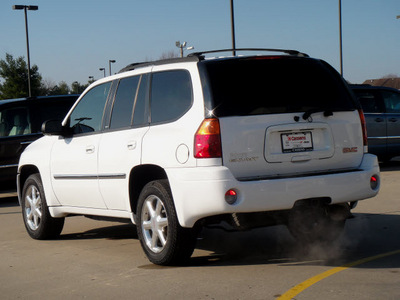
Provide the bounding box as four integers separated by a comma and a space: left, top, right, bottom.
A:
21, 173, 65, 240
136, 180, 197, 265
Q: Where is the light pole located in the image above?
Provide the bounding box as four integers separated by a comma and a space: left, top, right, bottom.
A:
12, 4, 38, 97
230, 0, 236, 56
175, 41, 194, 57
338, 0, 343, 76
109, 60, 116, 76
88, 76, 94, 82
99, 67, 105, 77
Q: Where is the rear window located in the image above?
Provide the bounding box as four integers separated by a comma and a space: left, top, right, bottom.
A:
202, 57, 356, 117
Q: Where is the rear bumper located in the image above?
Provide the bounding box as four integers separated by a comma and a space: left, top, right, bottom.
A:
167, 154, 380, 227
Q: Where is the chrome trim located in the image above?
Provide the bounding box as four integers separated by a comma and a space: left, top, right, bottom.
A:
0, 164, 18, 169
368, 136, 400, 140
53, 174, 126, 180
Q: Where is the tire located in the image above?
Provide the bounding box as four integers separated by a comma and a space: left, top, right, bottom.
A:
21, 173, 65, 240
136, 180, 197, 265
287, 203, 345, 244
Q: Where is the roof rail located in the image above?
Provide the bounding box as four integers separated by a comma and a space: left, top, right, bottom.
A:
188, 48, 309, 58
119, 56, 200, 73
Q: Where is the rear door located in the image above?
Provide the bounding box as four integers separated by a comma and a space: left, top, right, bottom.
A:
98, 74, 150, 210
203, 57, 362, 179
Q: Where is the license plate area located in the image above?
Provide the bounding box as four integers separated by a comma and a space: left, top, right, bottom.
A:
281, 131, 313, 153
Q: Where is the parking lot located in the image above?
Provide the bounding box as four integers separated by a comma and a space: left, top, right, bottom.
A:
1, 160, 399, 299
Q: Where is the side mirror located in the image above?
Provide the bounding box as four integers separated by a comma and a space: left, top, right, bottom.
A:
41, 120, 66, 136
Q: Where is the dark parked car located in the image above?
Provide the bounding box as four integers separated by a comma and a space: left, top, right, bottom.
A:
0, 95, 78, 195
351, 85, 400, 161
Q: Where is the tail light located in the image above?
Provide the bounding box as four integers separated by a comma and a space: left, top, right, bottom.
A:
358, 109, 368, 153
194, 118, 222, 158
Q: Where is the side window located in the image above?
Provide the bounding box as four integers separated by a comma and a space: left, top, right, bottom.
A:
355, 91, 383, 113
382, 90, 400, 113
110, 76, 140, 129
0, 107, 31, 137
150, 70, 192, 124
133, 74, 149, 127
69, 82, 111, 134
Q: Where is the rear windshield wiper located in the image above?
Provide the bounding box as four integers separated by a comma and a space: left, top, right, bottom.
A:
302, 108, 333, 120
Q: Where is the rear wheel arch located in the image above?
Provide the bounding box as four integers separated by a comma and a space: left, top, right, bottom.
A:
129, 164, 168, 215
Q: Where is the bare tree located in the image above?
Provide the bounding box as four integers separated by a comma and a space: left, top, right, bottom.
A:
159, 50, 179, 60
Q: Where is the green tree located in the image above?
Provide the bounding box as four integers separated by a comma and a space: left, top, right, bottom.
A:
71, 81, 88, 94
0, 53, 42, 99
47, 81, 70, 95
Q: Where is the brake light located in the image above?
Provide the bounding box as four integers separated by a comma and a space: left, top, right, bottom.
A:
194, 118, 222, 158
358, 109, 368, 153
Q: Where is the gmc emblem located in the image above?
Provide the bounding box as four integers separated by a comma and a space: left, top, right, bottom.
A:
343, 147, 358, 153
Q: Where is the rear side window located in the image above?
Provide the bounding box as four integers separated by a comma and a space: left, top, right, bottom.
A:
353, 90, 383, 113
202, 57, 355, 117
150, 70, 192, 124
69, 82, 111, 134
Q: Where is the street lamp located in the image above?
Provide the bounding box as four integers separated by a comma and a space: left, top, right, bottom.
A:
99, 67, 105, 77
175, 41, 194, 57
88, 76, 94, 82
338, 0, 343, 76
12, 4, 38, 97
230, 0, 236, 56
109, 60, 116, 76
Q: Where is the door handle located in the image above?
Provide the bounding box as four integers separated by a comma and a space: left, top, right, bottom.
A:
388, 118, 398, 122
86, 145, 95, 154
374, 118, 384, 122
127, 141, 137, 150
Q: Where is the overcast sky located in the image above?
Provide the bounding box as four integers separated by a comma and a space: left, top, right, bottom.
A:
1, 0, 399, 86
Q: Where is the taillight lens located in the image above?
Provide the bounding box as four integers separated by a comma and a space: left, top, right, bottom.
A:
194, 118, 222, 158
358, 109, 368, 152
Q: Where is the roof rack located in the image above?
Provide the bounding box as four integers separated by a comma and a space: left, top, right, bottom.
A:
188, 48, 309, 58
118, 48, 309, 74
118, 56, 200, 73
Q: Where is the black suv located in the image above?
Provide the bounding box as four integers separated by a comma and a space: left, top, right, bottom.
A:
351, 85, 400, 161
0, 95, 78, 195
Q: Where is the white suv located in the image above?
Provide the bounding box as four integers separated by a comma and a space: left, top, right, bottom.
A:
18, 49, 380, 265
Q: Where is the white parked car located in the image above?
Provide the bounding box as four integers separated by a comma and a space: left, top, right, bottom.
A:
18, 49, 380, 265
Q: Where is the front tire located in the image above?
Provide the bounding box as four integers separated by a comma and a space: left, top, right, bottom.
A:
21, 173, 65, 240
137, 180, 196, 265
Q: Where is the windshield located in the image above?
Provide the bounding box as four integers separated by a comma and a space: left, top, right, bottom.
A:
201, 57, 356, 117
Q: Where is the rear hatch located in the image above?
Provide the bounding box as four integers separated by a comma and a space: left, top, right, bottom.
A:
201, 56, 363, 180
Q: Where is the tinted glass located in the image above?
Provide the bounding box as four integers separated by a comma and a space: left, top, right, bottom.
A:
202, 57, 355, 117
382, 90, 400, 113
31, 98, 76, 132
0, 107, 31, 137
150, 70, 192, 124
353, 90, 383, 113
70, 82, 111, 134
110, 76, 140, 129
133, 74, 149, 126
